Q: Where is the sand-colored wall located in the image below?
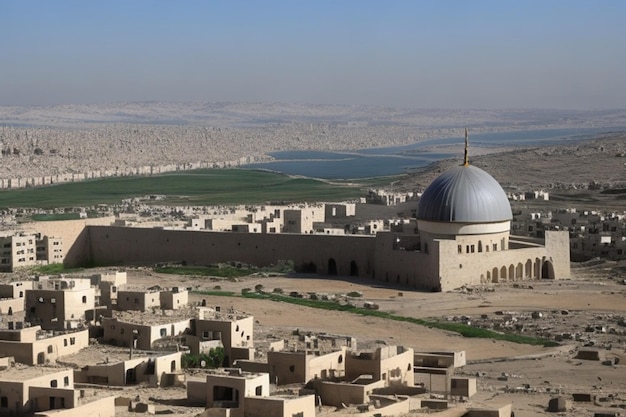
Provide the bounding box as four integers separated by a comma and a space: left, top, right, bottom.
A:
34, 396, 116, 417
244, 395, 315, 417
194, 316, 253, 366
117, 290, 160, 312
318, 380, 385, 407
160, 290, 188, 310
451, 377, 477, 398
102, 317, 191, 350
0, 369, 74, 415
29, 387, 77, 411
187, 379, 208, 405
267, 351, 306, 386
380, 347, 414, 386
26, 288, 95, 330
205, 372, 269, 417
62, 223, 568, 293
0, 329, 87, 365
373, 232, 441, 291
0, 297, 25, 315
307, 348, 346, 381
20, 217, 114, 266
84, 226, 376, 278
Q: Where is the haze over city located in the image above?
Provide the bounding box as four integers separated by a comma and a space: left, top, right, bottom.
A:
2, 0, 626, 109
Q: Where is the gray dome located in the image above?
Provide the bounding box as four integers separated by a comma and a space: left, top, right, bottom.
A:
417, 165, 512, 223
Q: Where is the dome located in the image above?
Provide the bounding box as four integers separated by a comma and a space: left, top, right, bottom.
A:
417, 165, 512, 223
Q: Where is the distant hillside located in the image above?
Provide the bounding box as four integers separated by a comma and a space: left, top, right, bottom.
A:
399, 133, 626, 191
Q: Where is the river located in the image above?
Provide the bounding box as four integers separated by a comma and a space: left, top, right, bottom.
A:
242, 127, 623, 179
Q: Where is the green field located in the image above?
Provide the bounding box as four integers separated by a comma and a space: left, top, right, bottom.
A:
193, 289, 558, 347
0, 169, 393, 208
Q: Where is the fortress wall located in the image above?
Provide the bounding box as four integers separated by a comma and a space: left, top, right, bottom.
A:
545, 231, 571, 279
373, 232, 439, 291
438, 239, 558, 290
83, 226, 376, 277
20, 217, 115, 266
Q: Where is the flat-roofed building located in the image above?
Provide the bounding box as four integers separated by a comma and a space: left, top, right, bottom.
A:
116, 289, 160, 311
26, 278, 95, 331
36, 236, 64, 265
0, 233, 37, 271
191, 307, 254, 366
187, 369, 269, 417
102, 312, 190, 350
0, 366, 76, 415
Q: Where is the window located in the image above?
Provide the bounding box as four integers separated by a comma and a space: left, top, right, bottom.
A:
0, 397, 7, 407
64, 376, 69, 387
255, 385, 263, 395
50, 379, 58, 388
82, 296, 87, 303
64, 339, 68, 347
70, 337, 75, 345
47, 345, 53, 353
160, 328, 167, 337
134, 298, 139, 304
457, 245, 462, 254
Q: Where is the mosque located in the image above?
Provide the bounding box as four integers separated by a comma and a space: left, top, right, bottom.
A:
46, 131, 571, 292
384, 129, 571, 290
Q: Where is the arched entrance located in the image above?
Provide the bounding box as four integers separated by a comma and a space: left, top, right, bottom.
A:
541, 260, 555, 279
328, 259, 337, 275
125, 368, 137, 385
525, 259, 532, 278
350, 261, 358, 276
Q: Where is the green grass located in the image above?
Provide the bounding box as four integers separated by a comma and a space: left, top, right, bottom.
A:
29, 263, 84, 274
30, 213, 82, 221
154, 260, 295, 278
0, 169, 387, 209
154, 265, 254, 278
192, 290, 557, 347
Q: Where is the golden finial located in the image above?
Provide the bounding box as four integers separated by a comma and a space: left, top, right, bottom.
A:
463, 128, 469, 166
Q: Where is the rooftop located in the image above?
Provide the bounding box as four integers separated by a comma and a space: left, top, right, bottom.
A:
0, 364, 71, 381
57, 345, 176, 368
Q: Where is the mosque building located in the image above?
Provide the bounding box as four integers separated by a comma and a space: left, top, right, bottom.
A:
375, 129, 570, 290
39, 131, 571, 292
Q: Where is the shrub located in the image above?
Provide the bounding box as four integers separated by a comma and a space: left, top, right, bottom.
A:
181, 348, 225, 369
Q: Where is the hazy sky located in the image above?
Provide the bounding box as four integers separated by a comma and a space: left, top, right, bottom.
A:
2, 1, 625, 109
